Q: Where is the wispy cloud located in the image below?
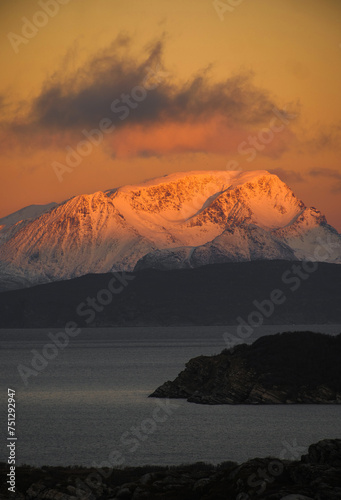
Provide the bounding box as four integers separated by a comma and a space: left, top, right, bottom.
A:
270, 168, 304, 184
309, 167, 341, 192
306, 124, 341, 153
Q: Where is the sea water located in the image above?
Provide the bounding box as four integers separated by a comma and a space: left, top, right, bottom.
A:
0, 325, 340, 466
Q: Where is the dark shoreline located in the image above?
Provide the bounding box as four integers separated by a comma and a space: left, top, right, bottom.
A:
2, 439, 341, 499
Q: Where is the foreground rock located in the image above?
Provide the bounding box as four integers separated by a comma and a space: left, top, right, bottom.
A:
1, 439, 341, 499
150, 332, 341, 404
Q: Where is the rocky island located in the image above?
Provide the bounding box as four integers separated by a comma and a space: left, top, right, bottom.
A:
150, 332, 341, 404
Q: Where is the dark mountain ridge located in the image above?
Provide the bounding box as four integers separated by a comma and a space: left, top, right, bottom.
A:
0, 260, 341, 328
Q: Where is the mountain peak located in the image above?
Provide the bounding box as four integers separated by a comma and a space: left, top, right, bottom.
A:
116, 169, 273, 193
0, 170, 340, 290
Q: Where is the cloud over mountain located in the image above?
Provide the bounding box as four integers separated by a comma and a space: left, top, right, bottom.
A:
1, 35, 297, 159
28, 36, 286, 130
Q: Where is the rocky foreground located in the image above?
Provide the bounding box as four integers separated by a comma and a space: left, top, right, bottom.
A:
1, 439, 341, 499
150, 332, 341, 404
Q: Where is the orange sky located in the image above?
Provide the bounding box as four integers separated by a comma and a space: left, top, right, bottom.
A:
0, 0, 341, 229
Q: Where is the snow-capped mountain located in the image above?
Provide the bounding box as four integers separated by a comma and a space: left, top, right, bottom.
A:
0, 170, 340, 290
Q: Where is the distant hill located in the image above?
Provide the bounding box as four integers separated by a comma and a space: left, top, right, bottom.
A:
0, 260, 340, 328
150, 331, 341, 404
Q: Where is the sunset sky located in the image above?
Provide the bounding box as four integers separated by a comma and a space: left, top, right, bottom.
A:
1, 0, 341, 229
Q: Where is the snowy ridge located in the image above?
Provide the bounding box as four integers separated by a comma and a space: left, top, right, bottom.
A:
0, 203, 57, 230
0, 202, 58, 245
0, 170, 340, 290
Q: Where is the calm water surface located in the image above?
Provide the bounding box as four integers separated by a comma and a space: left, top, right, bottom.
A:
0, 325, 340, 466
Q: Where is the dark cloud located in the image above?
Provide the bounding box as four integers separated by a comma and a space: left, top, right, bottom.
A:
270, 168, 304, 183
307, 124, 341, 152
309, 167, 341, 192
0, 94, 20, 119
309, 167, 341, 180
138, 150, 160, 158
14, 35, 295, 133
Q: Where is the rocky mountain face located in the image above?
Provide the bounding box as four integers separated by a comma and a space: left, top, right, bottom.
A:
150, 332, 341, 404
2, 439, 341, 499
0, 170, 340, 290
